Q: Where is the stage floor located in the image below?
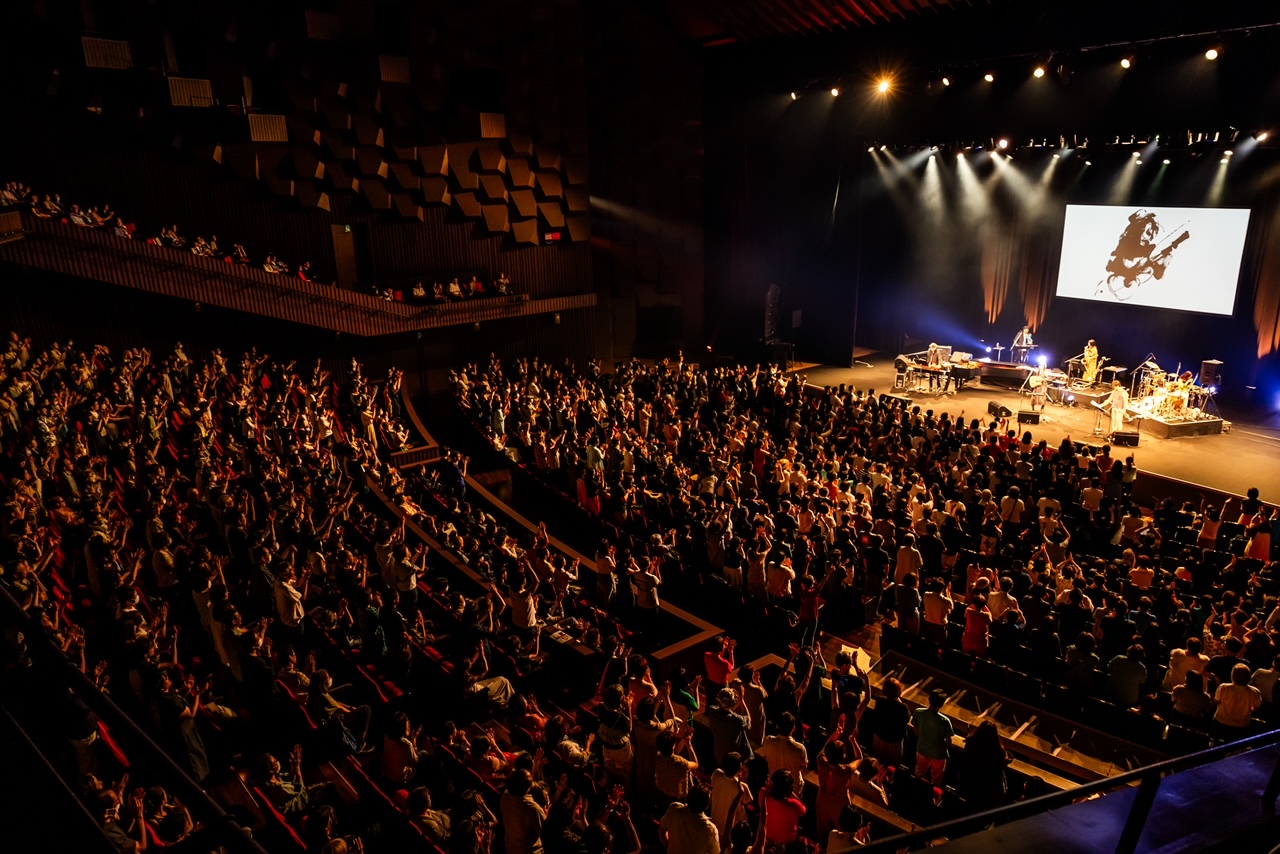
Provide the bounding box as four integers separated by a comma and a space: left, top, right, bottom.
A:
797, 360, 1280, 499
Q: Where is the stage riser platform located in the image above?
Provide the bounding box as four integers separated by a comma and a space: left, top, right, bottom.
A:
1141, 418, 1224, 439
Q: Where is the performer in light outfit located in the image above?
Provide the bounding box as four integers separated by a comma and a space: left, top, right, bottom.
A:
1082, 339, 1099, 385
1108, 380, 1129, 436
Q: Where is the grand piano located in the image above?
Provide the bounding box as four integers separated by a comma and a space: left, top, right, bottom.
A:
898, 346, 1027, 392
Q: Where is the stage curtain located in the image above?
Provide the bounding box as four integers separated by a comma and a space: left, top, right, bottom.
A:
1019, 226, 1060, 332
980, 216, 1017, 325
1247, 188, 1280, 358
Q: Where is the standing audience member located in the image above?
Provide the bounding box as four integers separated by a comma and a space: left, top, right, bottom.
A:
911, 689, 954, 785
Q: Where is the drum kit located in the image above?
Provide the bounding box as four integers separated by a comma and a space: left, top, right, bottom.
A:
1131, 359, 1214, 422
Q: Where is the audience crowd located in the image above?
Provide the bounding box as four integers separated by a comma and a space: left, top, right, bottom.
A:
7, 179, 324, 283
4, 179, 520, 304
3, 329, 1279, 854
450, 354, 1280, 749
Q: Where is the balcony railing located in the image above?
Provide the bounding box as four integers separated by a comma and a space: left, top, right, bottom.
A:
0, 213, 594, 336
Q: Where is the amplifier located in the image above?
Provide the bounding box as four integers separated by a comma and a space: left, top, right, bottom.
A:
1113, 431, 1140, 447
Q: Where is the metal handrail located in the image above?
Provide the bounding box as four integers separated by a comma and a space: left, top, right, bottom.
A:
858, 724, 1280, 853
0, 585, 270, 854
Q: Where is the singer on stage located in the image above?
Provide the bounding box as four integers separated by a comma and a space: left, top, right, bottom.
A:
1108, 380, 1129, 436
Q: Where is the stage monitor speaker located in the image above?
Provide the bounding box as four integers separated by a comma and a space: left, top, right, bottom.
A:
1017, 410, 1039, 424
894, 354, 912, 373
1113, 431, 1140, 447
988, 401, 1012, 418
1201, 359, 1222, 388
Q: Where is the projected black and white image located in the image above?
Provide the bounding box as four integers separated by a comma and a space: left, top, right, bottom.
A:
1056, 204, 1250, 315
1100, 209, 1190, 296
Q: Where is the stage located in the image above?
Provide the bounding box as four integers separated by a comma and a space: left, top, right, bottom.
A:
797, 359, 1280, 498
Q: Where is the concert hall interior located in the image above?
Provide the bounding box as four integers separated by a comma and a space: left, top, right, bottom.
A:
9, 2, 1280, 854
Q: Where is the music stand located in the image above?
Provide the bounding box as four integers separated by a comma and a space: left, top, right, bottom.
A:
1090, 400, 1108, 437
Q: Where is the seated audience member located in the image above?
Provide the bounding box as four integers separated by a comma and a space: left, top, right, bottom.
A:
406, 787, 452, 843
1214, 663, 1263, 733
257, 745, 325, 816
1171, 670, 1214, 724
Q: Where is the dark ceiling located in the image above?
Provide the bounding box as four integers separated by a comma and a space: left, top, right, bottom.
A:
656, 0, 986, 45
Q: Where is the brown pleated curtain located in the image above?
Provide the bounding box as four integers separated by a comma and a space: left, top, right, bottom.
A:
980, 212, 1060, 332
1246, 185, 1280, 358
1019, 225, 1061, 331
981, 217, 1017, 325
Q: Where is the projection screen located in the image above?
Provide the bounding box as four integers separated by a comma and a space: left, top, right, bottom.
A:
1054, 204, 1250, 315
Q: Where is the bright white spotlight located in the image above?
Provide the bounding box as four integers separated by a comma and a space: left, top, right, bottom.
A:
1220, 158, 1229, 164
790, 92, 797, 100
1259, 131, 1270, 142
1084, 160, 1092, 165
1205, 48, 1219, 61
984, 72, 995, 83
867, 147, 874, 153
1209, 386, 1217, 395
1052, 154, 1060, 159
879, 145, 887, 151
1162, 158, 1170, 164
1037, 355, 1047, 367
1033, 67, 1046, 79
831, 87, 840, 96
877, 78, 891, 94
1120, 57, 1132, 69
1224, 150, 1234, 157
997, 138, 1009, 150
1132, 152, 1140, 157
941, 77, 951, 87
957, 152, 964, 159
985, 347, 992, 353
1136, 159, 1143, 164
929, 154, 936, 160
